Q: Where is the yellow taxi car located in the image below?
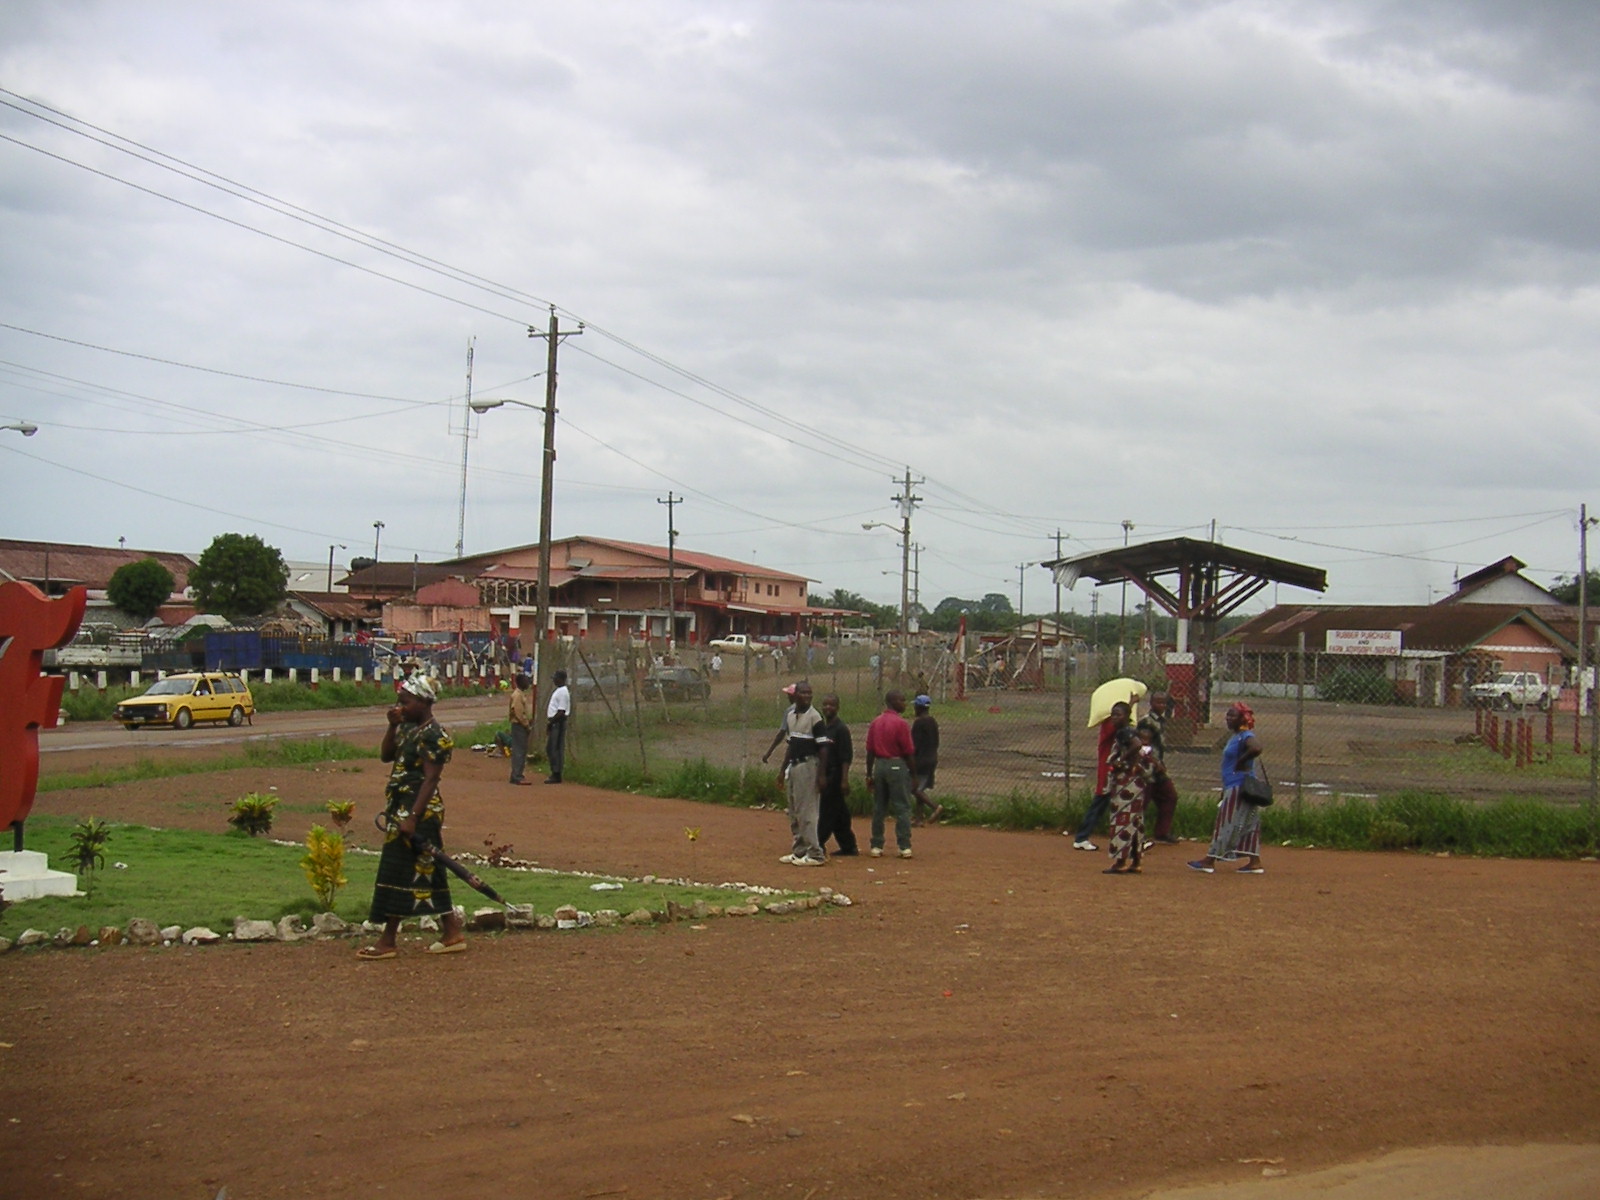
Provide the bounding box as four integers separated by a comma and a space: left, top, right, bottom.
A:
114, 672, 255, 730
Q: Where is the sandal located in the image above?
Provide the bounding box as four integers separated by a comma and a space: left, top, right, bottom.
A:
427, 940, 467, 955
356, 946, 397, 961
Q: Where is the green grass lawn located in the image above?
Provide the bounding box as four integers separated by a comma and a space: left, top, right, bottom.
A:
1, 815, 795, 940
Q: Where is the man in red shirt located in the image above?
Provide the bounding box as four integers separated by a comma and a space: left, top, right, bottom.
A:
864, 690, 923, 859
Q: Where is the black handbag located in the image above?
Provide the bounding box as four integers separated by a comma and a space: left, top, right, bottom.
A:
1238, 762, 1274, 807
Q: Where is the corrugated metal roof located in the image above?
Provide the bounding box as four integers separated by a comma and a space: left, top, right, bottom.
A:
1225, 603, 1576, 655
0, 538, 195, 591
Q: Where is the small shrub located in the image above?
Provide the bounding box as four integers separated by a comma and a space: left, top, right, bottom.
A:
228, 792, 277, 837
481, 834, 518, 868
1319, 666, 1399, 705
325, 800, 355, 832
66, 818, 112, 894
299, 824, 347, 910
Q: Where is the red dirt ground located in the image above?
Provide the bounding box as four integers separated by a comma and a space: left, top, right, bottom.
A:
4, 735, 1600, 1200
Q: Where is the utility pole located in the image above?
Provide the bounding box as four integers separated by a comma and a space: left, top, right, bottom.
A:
527, 306, 582, 705
658, 491, 681, 660
911, 543, 922, 618
895, 469, 922, 652
372, 520, 384, 564
1118, 519, 1134, 673
454, 339, 475, 559
1579, 504, 1597, 753
1017, 561, 1029, 619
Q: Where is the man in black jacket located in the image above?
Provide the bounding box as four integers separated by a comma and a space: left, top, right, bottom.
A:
815, 693, 858, 856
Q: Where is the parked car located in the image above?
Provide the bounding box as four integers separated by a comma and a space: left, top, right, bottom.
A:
642, 666, 712, 702
708, 633, 756, 654
115, 671, 255, 730
570, 669, 624, 701
1468, 671, 1560, 710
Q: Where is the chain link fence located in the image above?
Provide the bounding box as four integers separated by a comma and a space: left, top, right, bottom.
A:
552, 635, 1600, 818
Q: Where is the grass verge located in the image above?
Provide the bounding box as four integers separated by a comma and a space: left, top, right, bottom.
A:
563, 754, 1599, 859
2, 815, 789, 939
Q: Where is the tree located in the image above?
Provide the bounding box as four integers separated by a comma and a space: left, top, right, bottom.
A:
106, 557, 174, 621
1549, 571, 1600, 605
189, 533, 289, 621
809, 586, 898, 628
924, 593, 1016, 632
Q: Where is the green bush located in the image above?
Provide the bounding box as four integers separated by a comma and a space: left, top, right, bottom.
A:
228, 792, 277, 837
1318, 666, 1399, 705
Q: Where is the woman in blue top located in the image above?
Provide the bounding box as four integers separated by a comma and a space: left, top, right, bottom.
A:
1188, 702, 1265, 874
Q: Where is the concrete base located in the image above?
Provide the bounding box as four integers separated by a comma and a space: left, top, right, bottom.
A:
0, 850, 80, 901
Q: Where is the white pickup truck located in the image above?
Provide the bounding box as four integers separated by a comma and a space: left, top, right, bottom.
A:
708, 633, 756, 654
1468, 671, 1560, 710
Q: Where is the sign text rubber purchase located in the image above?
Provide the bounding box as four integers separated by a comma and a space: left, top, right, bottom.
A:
1325, 629, 1402, 656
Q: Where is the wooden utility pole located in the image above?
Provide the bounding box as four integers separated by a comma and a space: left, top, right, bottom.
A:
527, 306, 582, 708
658, 492, 681, 660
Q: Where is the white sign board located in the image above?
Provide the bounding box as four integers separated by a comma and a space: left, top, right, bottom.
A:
1326, 629, 1402, 656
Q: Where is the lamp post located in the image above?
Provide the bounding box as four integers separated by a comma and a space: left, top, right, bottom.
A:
372, 520, 385, 563
327, 544, 347, 592
470, 395, 556, 689
863, 520, 910, 650
2, 420, 38, 436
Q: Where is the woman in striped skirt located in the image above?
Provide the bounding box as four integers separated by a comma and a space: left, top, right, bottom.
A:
1188, 702, 1265, 875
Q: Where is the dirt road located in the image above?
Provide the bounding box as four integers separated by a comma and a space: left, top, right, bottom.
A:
4, 738, 1599, 1199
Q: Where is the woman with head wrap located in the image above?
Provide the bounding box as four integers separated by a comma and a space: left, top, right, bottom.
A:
1103, 724, 1154, 874
1188, 702, 1266, 875
357, 673, 467, 959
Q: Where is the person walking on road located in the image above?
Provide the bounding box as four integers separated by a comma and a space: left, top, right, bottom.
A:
816, 693, 858, 856
865, 690, 923, 859
1138, 690, 1181, 844
508, 673, 534, 785
358, 674, 466, 960
1104, 725, 1154, 874
1071, 701, 1133, 850
544, 669, 571, 784
776, 681, 831, 866
1189, 702, 1266, 874
911, 694, 944, 824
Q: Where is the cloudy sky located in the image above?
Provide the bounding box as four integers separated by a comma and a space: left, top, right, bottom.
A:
3, 1, 1597, 617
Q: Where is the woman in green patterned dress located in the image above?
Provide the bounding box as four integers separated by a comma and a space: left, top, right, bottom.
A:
357, 674, 467, 959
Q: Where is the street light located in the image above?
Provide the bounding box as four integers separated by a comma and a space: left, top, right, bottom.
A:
469, 395, 557, 695
327, 544, 347, 592
372, 520, 385, 563
2, 421, 37, 436
863, 520, 910, 648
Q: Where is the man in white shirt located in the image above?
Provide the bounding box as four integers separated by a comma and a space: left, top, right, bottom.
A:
545, 669, 571, 784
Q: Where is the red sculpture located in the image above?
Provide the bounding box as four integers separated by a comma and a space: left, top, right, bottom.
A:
0, 583, 87, 833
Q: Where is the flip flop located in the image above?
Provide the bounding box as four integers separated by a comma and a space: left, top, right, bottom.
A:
356, 947, 397, 961
427, 940, 467, 955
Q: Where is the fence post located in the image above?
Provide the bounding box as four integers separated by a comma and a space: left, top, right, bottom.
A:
1294, 633, 1305, 814
739, 643, 751, 787
1590, 627, 1599, 842
1061, 652, 1073, 826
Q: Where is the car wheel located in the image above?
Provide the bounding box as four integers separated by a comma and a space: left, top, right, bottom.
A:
1538, 693, 1551, 711
174, 708, 194, 729
228, 705, 246, 727
1497, 694, 1514, 711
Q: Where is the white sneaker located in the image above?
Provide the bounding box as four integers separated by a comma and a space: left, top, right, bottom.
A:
869, 848, 883, 858
794, 856, 826, 867
898, 848, 913, 859
1073, 839, 1097, 851
778, 854, 799, 864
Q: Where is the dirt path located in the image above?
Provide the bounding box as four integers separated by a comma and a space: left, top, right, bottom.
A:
4, 741, 1599, 1200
